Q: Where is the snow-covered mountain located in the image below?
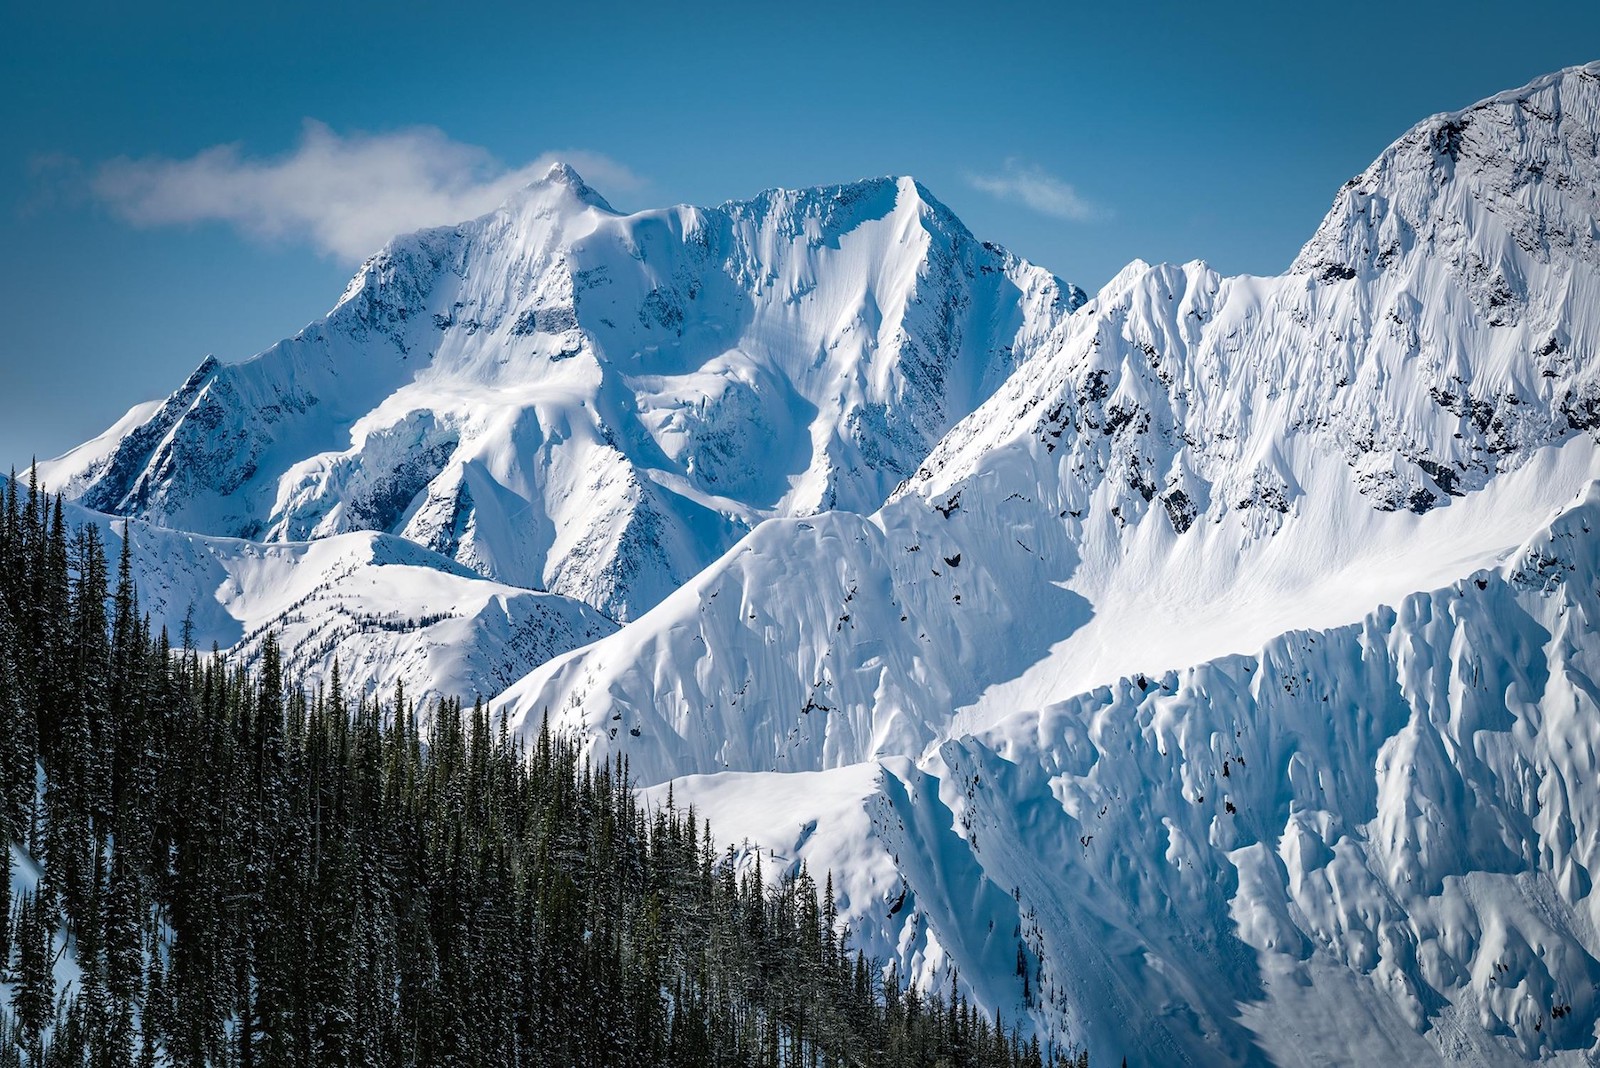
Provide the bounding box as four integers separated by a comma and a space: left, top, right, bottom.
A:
32, 55, 1600, 1066
3, 478, 617, 705
657, 481, 1600, 1065
497, 63, 1600, 1063
502, 62, 1600, 775
41, 170, 1078, 622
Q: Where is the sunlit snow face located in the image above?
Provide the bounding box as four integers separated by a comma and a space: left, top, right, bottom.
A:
47, 171, 1072, 626
26, 60, 1600, 1068
493, 65, 1600, 1066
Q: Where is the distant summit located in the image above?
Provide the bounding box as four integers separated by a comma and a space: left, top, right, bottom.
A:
502, 159, 618, 213
42, 173, 1076, 622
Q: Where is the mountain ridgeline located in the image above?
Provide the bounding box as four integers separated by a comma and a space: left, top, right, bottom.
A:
21, 59, 1600, 1066
496, 62, 1600, 1065
41, 170, 1079, 624
0, 474, 1089, 1066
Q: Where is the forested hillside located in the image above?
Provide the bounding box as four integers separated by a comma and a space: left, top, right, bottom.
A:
0, 468, 1089, 1067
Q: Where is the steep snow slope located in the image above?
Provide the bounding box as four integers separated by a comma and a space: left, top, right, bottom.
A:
502, 62, 1600, 777
666, 481, 1600, 1065
504, 439, 1600, 784
500, 63, 1600, 1063
3, 478, 616, 705
41, 169, 1077, 621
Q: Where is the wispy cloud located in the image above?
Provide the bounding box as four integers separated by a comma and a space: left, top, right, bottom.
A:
967, 159, 1103, 222
84, 121, 644, 262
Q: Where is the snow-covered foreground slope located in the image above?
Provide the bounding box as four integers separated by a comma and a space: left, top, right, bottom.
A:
129, 526, 617, 706
41, 170, 1077, 621
664, 481, 1600, 1065
501, 63, 1600, 1063
7, 480, 616, 705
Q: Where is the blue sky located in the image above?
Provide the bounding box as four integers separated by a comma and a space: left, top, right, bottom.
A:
3, 0, 1596, 468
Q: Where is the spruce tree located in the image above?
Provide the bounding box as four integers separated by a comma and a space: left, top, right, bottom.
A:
0, 509, 1095, 1068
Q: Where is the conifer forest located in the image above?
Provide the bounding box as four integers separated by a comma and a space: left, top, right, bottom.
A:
0, 471, 1088, 1066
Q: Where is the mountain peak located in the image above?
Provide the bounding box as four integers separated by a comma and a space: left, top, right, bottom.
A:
1293, 61, 1600, 281
543, 160, 585, 185
502, 160, 617, 214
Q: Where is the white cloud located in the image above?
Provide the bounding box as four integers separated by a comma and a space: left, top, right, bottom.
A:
967, 159, 1103, 222
89, 121, 645, 262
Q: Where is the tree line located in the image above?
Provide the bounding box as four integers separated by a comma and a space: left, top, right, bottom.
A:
0, 469, 1091, 1066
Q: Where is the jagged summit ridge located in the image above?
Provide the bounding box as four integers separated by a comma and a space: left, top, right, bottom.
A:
42, 172, 1079, 621
907, 67, 1600, 538
506, 60, 1600, 782
493, 64, 1600, 1064
1296, 61, 1600, 281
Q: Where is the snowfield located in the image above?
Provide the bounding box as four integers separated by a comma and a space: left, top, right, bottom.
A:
40, 60, 1600, 1066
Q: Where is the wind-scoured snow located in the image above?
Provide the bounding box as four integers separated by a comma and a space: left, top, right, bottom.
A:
501, 63, 1600, 1064
41, 167, 1078, 622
